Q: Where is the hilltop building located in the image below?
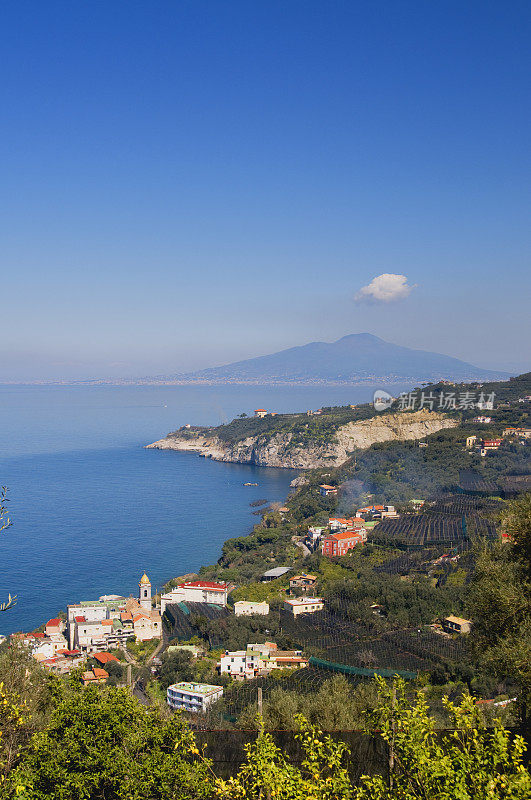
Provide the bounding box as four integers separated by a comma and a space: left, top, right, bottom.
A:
82, 668, 109, 685
260, 566, 291, 582
442, 616, 472, 635
45, 618, 65, 636
39, 650, 84, 675
480, 439, 502, 456
503, 427, 531, 439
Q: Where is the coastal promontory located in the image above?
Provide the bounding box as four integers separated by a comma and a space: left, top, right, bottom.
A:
146, 406, 458, 469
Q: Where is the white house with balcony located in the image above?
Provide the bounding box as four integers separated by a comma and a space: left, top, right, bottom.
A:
166, 682, 223, 713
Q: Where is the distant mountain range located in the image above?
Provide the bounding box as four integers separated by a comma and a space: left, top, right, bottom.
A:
180, 334, 509, 384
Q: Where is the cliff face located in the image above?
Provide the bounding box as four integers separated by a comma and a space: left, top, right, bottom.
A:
146, 410, 458, 469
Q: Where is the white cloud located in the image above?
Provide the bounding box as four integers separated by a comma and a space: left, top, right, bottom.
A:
354, 273, 416, 303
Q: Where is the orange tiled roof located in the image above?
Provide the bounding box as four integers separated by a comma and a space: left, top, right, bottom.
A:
327, 531, 364, 541
93, 652, 119, 665
92, 668, 109, 679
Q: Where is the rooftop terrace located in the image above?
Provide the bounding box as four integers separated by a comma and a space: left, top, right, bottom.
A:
169, 681, 222, 696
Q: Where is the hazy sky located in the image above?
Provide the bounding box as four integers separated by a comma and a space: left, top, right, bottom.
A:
1, 1, 530, 380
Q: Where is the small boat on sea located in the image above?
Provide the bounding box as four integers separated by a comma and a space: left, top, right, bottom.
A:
244, 482, 258, 486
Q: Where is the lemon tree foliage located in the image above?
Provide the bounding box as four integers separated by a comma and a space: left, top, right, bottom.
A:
10, 680, 213, 800
214, 715, 353, 800
0, 646, 53, 787
0, 681, 27, 792
218, 679, 530, 800
0, 675, 529, 799
355, 677, 531, 800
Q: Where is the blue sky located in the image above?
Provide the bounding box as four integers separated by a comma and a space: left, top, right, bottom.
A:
1, 0, 530, 380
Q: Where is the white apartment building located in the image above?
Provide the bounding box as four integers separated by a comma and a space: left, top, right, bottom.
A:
234, 601, 269, 617
67, 602, 118, 648
166, 682, 223, 713
74, 619, 108, 651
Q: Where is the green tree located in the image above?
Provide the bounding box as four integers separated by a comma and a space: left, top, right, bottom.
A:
0, 680, 28, 792
0, 645, 53, 784
470, 495, 531, 720
10, 681, 214, 800
355, 677, 531, 799
502, 493, 531, 576
220, 679, 531, 799
158, 650, 195, 690
105, 660, 124, 686
215, 714, 352, 800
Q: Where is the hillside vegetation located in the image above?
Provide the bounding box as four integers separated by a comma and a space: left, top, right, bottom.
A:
169, 372, 531, 451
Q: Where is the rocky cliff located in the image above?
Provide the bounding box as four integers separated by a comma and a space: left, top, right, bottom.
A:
146, 410, 458, 469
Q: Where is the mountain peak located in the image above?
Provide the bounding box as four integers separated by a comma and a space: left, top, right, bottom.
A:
185, 334, 510, 384
336, 333, 385, 344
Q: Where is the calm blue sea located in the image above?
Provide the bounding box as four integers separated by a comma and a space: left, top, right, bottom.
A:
0, 383, 409, 635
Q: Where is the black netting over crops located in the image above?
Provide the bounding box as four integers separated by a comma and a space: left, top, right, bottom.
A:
163, 601, 231, 643
194, 728, 390, 783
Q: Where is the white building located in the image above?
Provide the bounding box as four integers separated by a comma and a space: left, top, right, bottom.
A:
132, 611, 161, 641
167, 682, 223, 713
380, 505, 399, 519
74, 618, 108, 651
234, 601, 269, 617
284, 597, 324, 617
66, 602, 116, 648
220, 650, 251, 678
220, 642, 308, 678
32, 633, 68, 660
160, 581, 229, 614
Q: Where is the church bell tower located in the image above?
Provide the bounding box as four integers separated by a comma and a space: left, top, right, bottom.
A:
139, 572, 152, 611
